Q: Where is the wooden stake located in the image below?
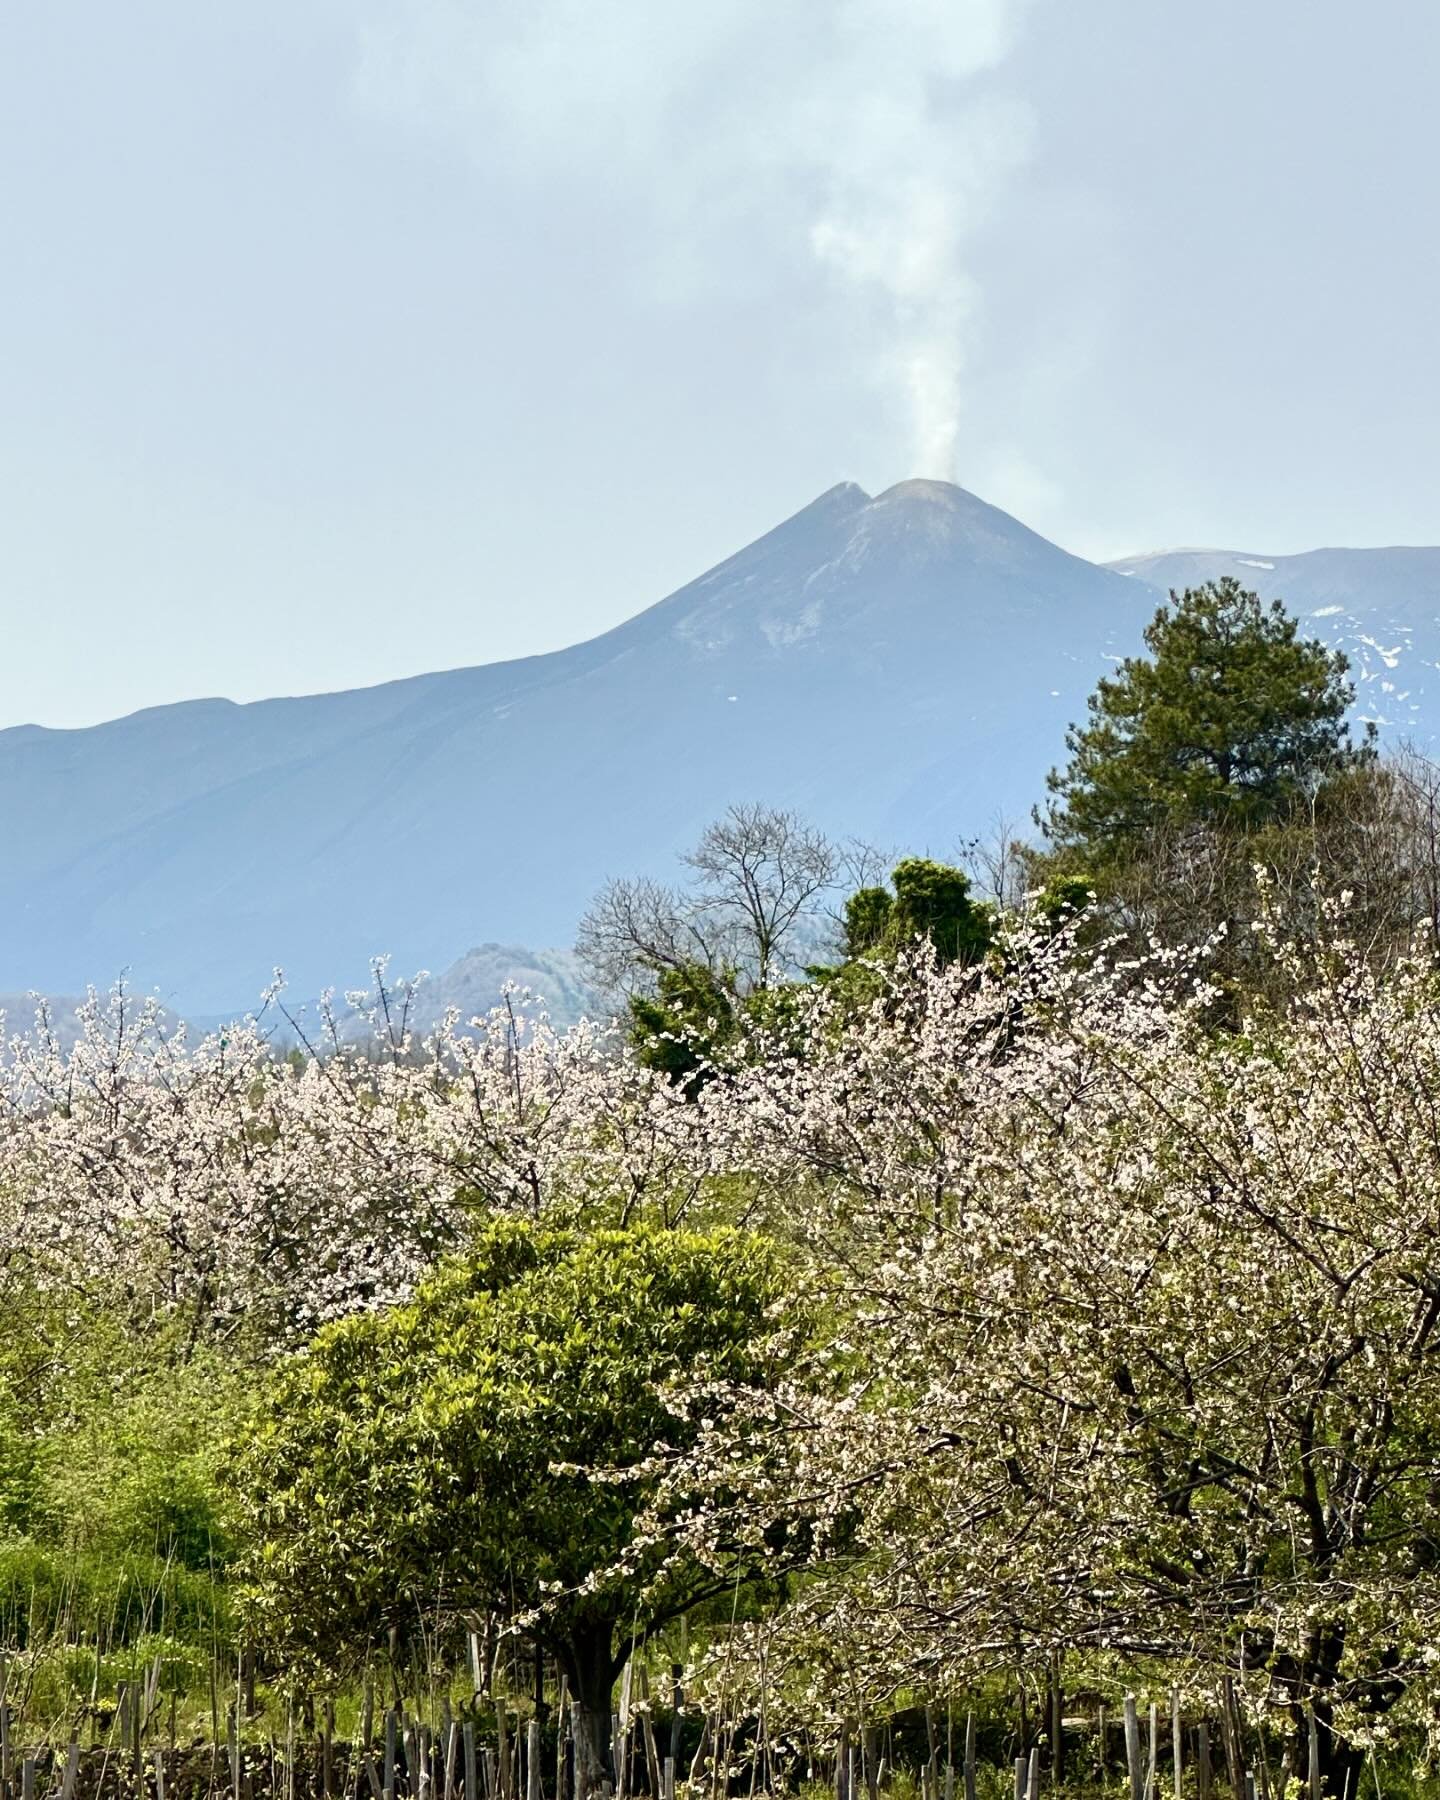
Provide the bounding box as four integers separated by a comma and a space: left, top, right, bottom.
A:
963, 1713, 976, 1800
1308, 1707, 1321, 1800
1146, 1703, 1158, 1800
528, 1720, 542, 1800
1124, 1697, 1143, 1800
1172, 1692, 1182, 1800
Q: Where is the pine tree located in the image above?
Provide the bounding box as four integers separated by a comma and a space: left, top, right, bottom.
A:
1043, 577, 1369, 860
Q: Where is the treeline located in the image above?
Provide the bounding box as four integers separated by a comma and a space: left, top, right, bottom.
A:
3, 581, 1440, 1799
585, 576, 1439, 1059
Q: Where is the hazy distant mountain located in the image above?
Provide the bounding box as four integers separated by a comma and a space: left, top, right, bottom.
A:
0, 479, 1155, 1013
408, 943, 598, 1032
0, 991, 181, 1053
1107, 547, 1440, 740
12, 484, 1440, 1020
0, 992, 90, 1051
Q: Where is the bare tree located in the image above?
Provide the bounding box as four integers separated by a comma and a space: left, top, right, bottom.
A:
577, 805, 841, 1000
682, 804, 840, 990
575, 875, 730, 998
957, 815, 1034, 912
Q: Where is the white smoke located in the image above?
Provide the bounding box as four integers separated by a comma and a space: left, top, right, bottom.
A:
351, 0, 1033, 480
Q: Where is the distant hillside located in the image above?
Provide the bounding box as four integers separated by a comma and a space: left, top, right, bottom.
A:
0, 993, 90, 1052
1107, 546, 1440, 738
7, 487, 1440, 1018
0, 480, 1152, 1013
408, 943, 600, 1033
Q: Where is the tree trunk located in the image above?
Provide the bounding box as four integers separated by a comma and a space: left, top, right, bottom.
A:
1288, 1623, 1368, 1800
560, 1620, 620, 1795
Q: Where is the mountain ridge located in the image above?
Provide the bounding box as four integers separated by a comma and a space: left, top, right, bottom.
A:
3, 480, 1437, 1017
1106, 545, 1440, 733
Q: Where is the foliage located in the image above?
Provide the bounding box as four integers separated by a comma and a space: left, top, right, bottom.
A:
840, 886, 893, 959
641, 901, 1440, 1794
0, 978, 719, 1347
834, 858, 992, 974
14, 771, 1440, 1791
628, 961, 738, 1090
886, 858, 993, 965
1043, 578, 1368, 858
0, 1295, 241, 1661
233, 1218, 797, 1762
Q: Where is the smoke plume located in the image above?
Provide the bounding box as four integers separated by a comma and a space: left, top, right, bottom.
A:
353, 0, 1033, 480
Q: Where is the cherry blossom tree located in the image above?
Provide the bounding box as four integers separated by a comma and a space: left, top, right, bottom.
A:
629, 902, 1440, 1795
0, 972, 705, 1346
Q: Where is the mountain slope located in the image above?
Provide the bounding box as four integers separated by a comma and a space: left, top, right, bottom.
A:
1107, 547, 1440, 738
0, 480, 1159, 1011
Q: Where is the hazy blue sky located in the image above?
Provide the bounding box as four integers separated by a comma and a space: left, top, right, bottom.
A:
3, 0, 1438, 728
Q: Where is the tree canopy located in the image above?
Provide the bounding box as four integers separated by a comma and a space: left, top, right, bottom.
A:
1043, 577, 1368, 861
234, 1219, 794, 1769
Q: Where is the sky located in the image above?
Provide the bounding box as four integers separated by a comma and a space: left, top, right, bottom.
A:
3, 0, 1439, 729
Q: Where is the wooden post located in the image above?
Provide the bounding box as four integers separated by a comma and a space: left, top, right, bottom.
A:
554, 1694, 569, 1800
1308, 1707, 1321, 1800
1199, 1725, 1212, 1800
963, 1713, 976, 1800
863, 1726, 879, 1800
641, 1704, 663, 1799
1221, 1681, 1245, 1800
464, 1724, 478, 1800
443, 1722, 460, 1800
668, 1670, 683, 1778
1049, 1663, 1062, 1786
1172, 1692, 1182, 1800
1012, 1755, 1026, 1800
571, 1705, 588, 1800
497, 1707, 511, 1800
1124, 1697, 1143, 1800
1026, 1746, 1040, 1800
528, 1721, 542, 1800
1146, 1703, 1159, 1800
1, 1679, 15, 1797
